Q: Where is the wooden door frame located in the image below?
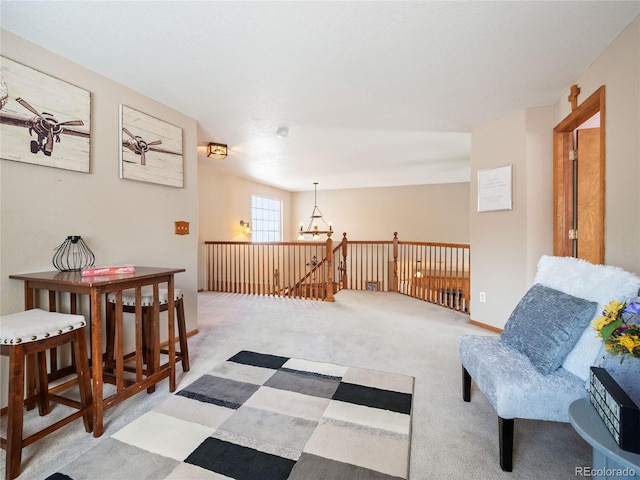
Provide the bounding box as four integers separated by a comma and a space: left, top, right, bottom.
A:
553, 85, 606, 263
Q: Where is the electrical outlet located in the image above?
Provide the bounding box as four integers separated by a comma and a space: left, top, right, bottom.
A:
479, 291, 486, 303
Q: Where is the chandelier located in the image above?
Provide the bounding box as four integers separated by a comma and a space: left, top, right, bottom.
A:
298, 182, 333, 240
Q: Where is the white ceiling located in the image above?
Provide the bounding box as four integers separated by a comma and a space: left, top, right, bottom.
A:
1, 1, 638, 192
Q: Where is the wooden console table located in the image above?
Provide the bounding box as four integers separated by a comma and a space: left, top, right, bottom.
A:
9, 266, 185, 437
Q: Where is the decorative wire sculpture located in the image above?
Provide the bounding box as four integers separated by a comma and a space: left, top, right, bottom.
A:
52, 235, 95, 272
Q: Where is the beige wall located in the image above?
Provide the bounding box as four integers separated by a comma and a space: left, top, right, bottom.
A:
197, 167, 470, 289
198, 161, 293, 243
197, 171, 470, 247
0, 31, 199, 341
470, 108, 553, 329
470, 15, 639, 330
292, 183, 470, 243
197, 162, 293, 288
198, 167, 470, 246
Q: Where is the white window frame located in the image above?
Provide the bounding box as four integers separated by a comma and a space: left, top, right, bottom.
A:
251, 195, 282, 242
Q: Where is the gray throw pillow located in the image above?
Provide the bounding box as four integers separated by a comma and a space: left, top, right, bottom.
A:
500, 283, 597, 375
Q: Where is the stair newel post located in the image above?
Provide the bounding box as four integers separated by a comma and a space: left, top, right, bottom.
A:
393, 232, 399, 293
341, 232, 348, 289
325, 232, 335, 302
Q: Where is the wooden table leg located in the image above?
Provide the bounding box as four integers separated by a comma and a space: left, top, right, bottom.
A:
147, 283, 160, 394
115, 291, 125, 393
90, 288, 104, 437
134, 287, 144, 385
168, 276, 176, 392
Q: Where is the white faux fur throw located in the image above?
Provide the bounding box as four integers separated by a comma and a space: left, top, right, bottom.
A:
534, 255, 640, 304
532, 255, 640, 381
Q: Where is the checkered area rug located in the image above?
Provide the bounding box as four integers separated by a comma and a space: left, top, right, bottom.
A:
49, 351, 414, 480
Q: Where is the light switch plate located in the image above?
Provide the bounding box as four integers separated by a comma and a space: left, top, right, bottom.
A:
175, 221, 189, 235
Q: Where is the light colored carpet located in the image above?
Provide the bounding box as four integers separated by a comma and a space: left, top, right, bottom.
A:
1, 290, 590, 479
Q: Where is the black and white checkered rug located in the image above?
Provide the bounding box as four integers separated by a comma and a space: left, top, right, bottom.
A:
50, 351, 414, 479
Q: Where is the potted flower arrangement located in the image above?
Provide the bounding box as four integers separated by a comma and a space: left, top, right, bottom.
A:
593, 300, 640, 360
590, 300, 640, 453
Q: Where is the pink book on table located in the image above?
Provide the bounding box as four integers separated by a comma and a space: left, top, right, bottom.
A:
81, 265, 136, 276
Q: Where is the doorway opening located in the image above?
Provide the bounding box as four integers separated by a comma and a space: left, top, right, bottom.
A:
553, 86, 605, 265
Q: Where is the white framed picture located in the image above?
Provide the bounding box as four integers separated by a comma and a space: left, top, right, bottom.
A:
477, 164, 513, 212
119, 105, 183, 187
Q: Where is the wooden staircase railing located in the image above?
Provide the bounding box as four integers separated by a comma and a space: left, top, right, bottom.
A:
203, 236, 339, 301
203, 233, 470, 312
392, 233, 470, 312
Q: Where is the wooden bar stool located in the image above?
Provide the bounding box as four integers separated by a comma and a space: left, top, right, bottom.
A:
0, 309, 93, 480
104, 287, 190, 375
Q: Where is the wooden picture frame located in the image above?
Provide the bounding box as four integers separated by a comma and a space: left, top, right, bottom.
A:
477, 164, 513, 212
119, 105, 183, 187
0, 56, 91, 172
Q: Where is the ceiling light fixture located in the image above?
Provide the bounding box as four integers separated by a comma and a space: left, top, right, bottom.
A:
298, 182, 333, 241
207, 142, 228, 159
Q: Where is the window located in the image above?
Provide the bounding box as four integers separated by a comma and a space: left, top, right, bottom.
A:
251, 195, 282, 242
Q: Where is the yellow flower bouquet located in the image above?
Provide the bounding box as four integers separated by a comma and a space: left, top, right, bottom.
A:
593, 300, 640, 359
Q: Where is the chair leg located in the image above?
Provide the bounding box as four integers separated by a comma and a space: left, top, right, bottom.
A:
141, 306, 151, 368
144, 307, 157, 394
499, 416, 514, 472
104, 302, 116, 372
176, 299, 190, 372
462, 366, 471, 402
158, 299, 190, 372
3, 327, 94, 480
72, 329, 94, 433
6, 345, 26, 480
24, 354, 37, 411
35, 351, 50, 416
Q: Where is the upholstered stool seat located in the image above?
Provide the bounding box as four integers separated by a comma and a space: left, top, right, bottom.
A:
105, 287, 189, 374
1, 309, 93, 480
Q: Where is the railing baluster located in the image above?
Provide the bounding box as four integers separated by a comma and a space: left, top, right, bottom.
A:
228, 243, 232, 293
220, 243, 224, 292
243, 243, 248, 294
216, 243, 219, 292
289, 245, 294, 298
267, 244, 271, 295
213, 243, 218, 291
238, 242, 249, 293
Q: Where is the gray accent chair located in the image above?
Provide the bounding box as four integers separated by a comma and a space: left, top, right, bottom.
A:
459, 255, 640, 471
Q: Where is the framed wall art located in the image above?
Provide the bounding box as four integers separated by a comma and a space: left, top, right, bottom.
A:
0, 56, 91, 172
119, 105, 183, 188
477, 164, 513, 212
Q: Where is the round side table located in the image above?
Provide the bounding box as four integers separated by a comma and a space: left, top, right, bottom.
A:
569, 398, 640, 480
